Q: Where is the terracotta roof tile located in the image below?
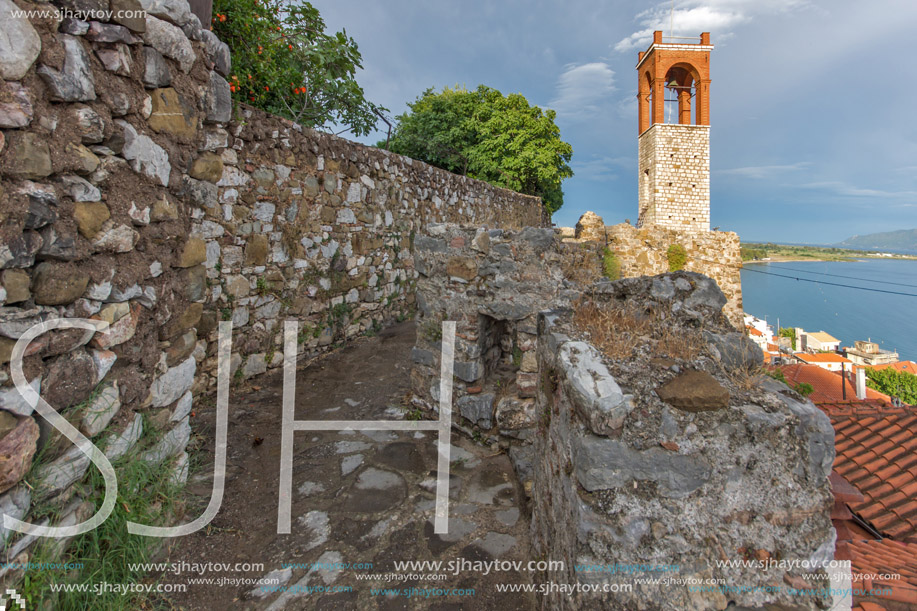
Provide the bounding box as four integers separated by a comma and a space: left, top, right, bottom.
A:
779, 364, 892, 405
846, 539, 917, 608
828, 406, 917, 542
870, 360, 917, 375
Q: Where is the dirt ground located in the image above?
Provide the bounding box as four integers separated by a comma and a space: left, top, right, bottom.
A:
153, 322, 537, 610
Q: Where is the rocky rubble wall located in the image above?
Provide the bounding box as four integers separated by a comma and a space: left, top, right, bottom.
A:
605, 222, 743, 326
0, 0, 545, 575
410, 224, 590, 442
531, 273, 836, 610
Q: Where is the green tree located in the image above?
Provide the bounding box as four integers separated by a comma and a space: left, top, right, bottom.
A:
866, 368, 917, 404
212, 0, 383, 136
381, 85, 573, 215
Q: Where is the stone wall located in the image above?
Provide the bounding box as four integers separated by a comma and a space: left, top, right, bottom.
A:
193, 106, 545, 389
410, 224, 594, 440
531, 274, 836, 610
638, 123, 710, 232
605, 221, 743, 326
0, 0, 545, 576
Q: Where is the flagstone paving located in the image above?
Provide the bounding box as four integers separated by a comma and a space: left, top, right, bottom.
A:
157, 322, 536, 610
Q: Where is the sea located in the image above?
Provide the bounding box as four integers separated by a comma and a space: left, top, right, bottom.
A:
740, 259, 917, 362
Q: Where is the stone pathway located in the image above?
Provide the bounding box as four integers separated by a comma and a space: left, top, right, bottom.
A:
158, 323, 536, 610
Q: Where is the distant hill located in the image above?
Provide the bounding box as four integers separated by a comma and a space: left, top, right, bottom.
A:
836, 228, 917, 252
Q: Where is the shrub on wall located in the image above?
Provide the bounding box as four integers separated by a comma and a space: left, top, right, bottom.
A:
212, 0, 384, 136
667, 244, 687, 272
602, 248, 621, 280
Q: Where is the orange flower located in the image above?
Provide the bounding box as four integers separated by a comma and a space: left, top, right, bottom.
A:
288, 44, 293, 50
248, 74, 252, 79
264, 86, 269, 91
220, 14, 226, 22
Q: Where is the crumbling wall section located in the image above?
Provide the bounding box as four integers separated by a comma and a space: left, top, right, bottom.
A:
531, 273, 836, 610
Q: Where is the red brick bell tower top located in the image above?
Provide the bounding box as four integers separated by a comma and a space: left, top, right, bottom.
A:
636, 31, 712, 134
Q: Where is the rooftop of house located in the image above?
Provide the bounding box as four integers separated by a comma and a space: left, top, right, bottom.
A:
780, 364, 891, 405
806, 331, 840, 343
870, 361, 917, 375
796, 353, 852, 364
828, 404, 917, 542
843, 538, 917, 609
746, 326, 764, 337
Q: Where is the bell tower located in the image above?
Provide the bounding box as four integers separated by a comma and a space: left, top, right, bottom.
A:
636, 31, 712, 232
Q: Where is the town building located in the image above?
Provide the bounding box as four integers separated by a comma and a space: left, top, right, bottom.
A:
798, 329, 841, 353
794, 352, 854, 373
845, 340, 899, 367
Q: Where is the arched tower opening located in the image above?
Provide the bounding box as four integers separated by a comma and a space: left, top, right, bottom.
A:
635, 31, 712, 232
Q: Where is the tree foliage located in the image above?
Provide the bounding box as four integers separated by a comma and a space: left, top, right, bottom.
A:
381, 86, 573, 215
212, 0, 383, 136
866, 367, 917, 404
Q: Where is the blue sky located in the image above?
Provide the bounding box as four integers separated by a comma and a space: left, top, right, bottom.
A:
312, 0, 917, 244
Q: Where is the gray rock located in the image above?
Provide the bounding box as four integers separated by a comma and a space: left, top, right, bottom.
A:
141, 416, 190, 463
37, 35, 96, 102
453, 360, 483, 383
242, 353, 267, 378
518, 226, 554, 252
0, 486, 30, 545
478, 532, 517, 556
142, 46, 172, 88
149, 356, 195, 407
457, 393, 494, 428
116, 120, 171, 186
340, 454, 363, 476
80, 382, 121, 437
249, 568, 292, 600
682, 272, 727, 311
180, 175, 218, 209
73, 105, 105, 143
91, 221, 139, 253
180, 13, 202, 40
559, 341, 631, 434
139, 0, 192, 26
103, 413, 143, 460
143, 15, 194, 73
86, 21, 137, 44
704, 331, 764, 370
205, 71, 231, 123
651, 276, 676, 300
201, 29, 230, 76
0, 0, 42, 80
0, 82, 33, 128
410, 347, 435, 367
573, 435, 711, 498
0, 232, 44, 268
355, 468, 404, 491
60, 18, 90, 36
776, 392, 836, 481
95, 43, 132, 75
24, 197, 57, 230
34, 445, 91, 498
59, 174, 101, 202
414, 235, 447, 253
736, 404, 787, 432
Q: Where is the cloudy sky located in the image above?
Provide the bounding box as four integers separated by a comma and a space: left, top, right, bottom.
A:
312, 0, 917, 244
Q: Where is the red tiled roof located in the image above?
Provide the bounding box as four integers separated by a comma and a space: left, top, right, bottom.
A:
780, 364, 891, 405
871, 361, 917, 375
766, 343, 779, 352
830, 406, 917, 542
796, 352, 852, 364
841, 539, 917, 608
747, 326, 764, 337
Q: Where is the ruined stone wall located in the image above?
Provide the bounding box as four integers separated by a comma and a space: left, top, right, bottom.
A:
0, 0, 544, 572
638, 123, 710, 232
531, 274, 836, 611
605, 222, 743, 326
410, 224, 591, 440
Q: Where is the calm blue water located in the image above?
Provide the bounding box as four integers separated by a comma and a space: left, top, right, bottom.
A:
740, 259, 917, 361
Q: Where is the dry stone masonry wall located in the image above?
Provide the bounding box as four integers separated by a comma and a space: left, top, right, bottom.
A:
0, 0, 544, 577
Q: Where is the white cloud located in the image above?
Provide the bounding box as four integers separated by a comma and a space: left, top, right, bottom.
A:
800, 181, 917, 199
718, 162, 810, 179
548, 62, 616, 120
614, 0, 809, 53
571, 156, 633, 182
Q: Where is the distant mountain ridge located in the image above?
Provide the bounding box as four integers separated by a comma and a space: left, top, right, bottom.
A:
835, 228, 917, 252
